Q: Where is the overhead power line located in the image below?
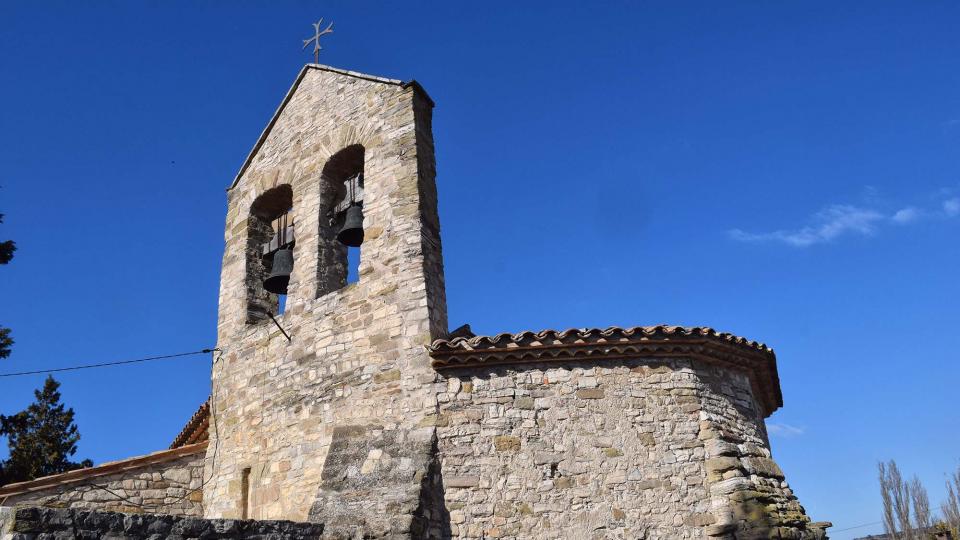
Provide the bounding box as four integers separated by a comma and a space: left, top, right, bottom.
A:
830, 520, 882, 533
0, 349, 218, 378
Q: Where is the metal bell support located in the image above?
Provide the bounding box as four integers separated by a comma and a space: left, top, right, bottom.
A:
336, 204, 364, 247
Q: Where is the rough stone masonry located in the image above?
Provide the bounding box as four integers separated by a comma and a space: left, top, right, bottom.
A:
0, 64, 829, 540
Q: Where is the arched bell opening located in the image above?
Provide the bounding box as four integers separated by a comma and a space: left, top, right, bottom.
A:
246, 184, 294, 323
317, 144, 365, 297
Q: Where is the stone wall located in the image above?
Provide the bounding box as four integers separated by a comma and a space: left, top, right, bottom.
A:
199, 63, 825, 539
0, 447, 204, 517
0, 507, 324, 540
697, 364, 824, 539
206, 64, 448, 534
434, 358, 826, 540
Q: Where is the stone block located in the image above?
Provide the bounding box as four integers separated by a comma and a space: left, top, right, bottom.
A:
684, 512, 717, 526
446, 476, 480, 488
554, 477, 573, 489
742, 457, 785, 479
705, 457, 742, 474
515, 397, 535, 409
575, 388, 604, 399
493, 435, 521, 452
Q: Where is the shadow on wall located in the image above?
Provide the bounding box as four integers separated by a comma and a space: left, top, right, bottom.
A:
307, 425, 451, 539
413, 436, 452, 539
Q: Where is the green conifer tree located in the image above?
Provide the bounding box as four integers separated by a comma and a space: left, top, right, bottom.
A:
0, 208, 15, 359
0, 213, 13, 265
0, 376, 92, 485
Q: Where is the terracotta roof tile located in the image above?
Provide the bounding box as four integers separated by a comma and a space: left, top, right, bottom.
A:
431, 325, 772, 354
0, 442, 207, 498
428, 325, 783, 417
170, 400, 210, 449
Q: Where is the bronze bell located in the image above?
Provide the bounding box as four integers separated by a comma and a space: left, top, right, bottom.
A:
336, 205, 364, 247
263, 247, 294, 295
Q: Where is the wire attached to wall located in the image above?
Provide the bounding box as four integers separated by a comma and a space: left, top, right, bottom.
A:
0, 349, 217, 378
0, 349, 225, 510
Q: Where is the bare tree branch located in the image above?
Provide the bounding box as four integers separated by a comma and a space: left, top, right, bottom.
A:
880, 460, 918, 539
881, 461, 901, 539
911, 475, 931, 534
942, 466, 960, 538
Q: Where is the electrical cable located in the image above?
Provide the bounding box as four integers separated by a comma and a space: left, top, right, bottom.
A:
830, 520, 882, 533
0, 349, 218, 378
0, 349, 224, 510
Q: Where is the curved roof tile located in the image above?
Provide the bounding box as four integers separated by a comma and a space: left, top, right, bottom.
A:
430, 325, 773, 354
170, 400, 210, 449
428, 325, 782, 417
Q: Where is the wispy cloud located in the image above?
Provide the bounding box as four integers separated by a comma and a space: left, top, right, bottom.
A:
730, 192, 959, 247
767, 423, 805, 438
729, 205, 884, 247
892, 206, 921, 224
945, 198, 960, 217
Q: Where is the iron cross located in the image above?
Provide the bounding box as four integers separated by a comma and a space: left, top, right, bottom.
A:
303, 18, 334, 64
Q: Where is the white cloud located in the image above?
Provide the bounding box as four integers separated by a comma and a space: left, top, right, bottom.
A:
730, 192, 960, 247
892, 207, 921, 224
767, 423, 805, 438
728, 205, 884, 247
944, 198, 960, 217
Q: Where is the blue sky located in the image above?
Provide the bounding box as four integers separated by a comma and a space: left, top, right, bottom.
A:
1, 2, 959, 537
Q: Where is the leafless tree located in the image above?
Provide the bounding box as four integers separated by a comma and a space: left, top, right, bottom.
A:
912, 475, 932, 533
880, 460, 917, 540
881, 462, 900, 539
942, 466, 960, 537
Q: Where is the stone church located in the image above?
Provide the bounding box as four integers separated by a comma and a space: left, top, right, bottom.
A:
0, 64, 829, 539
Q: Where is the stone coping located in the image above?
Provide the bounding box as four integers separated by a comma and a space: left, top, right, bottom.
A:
228, 63, 433, 191
2, 507, 326, 539
429, 325, 784, 417
0, 442, 207, 499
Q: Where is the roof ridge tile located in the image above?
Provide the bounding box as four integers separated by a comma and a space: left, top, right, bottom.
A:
429, 325, 771, 355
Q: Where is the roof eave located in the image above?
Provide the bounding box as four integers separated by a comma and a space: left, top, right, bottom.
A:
428, 325, 784, 417
0, 442, 208, 498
